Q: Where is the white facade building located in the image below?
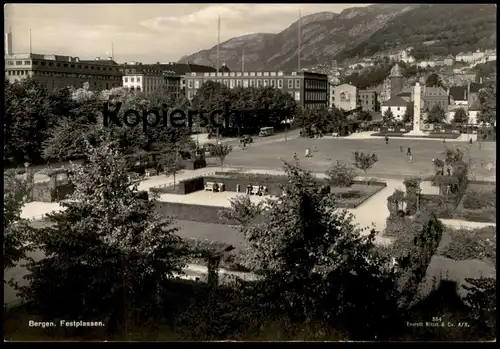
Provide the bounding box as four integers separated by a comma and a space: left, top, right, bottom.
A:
381, 96, 408, 121
122, 71, 166, 95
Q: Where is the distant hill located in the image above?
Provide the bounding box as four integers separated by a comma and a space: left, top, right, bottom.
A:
178, 4, 419, 71
339, 4, 497, 61
179, 4, 496, 71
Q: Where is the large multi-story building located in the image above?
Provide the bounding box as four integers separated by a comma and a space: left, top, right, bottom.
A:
5, 53, 123, 91
183, 70, 328, 109
120, 64, 182, 97
331, 83, 358, 112
422, 86, 449, 113
358, 89, 378, 112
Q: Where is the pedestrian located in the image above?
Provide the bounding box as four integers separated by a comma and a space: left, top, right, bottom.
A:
406, 147, 411, 156
409, 154, 413, 163
385, 135, 389, 144
469, 138, 473, 144
305, 148, 311, 157
400, 145, 403, 152
313, 145, 318, 152
446, 167, 451, 176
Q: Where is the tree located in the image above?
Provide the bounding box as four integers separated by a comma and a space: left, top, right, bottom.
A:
224, 159, 401, 338
4, 78, 58, 165
191, 81, 233, 129
426, 104, 446, 124
213, 143, 233, 171
403, 102, 414, 124
453, 107, 468, 124
425, 73, 443, 88
18, 142, 185, 335
160, 149, 182, 189
353, 151, 378, 185
477, 86, 496, 125
397, 213, 444, 308
383, 109, 395, 125
3, 170, 32, 271
462, 277, 496, 331
326, 160, 357, 200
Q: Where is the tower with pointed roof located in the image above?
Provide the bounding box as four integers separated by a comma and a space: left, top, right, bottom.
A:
389, 63, 403, 98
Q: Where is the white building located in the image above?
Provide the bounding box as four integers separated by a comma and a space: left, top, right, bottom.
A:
122, 69, 166, 95
331, 83, 358, 111
468, 99, 481, 125
456, 52, 476, 63
399, 49, 415, 64
381, 96, 408, 121
418, 60, 437, 68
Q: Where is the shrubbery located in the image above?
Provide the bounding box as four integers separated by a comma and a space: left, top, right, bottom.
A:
440, 226, 496, 265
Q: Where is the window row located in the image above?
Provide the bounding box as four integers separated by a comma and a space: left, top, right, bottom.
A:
187, 79, 301, 89
305, 91, 327, 101
6, 60, 120, 72
304, 80, 327, 89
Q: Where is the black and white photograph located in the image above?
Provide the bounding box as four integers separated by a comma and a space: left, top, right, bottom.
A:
3, 3, 496, 341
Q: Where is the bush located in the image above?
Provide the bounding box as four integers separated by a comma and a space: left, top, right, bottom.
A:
455, 207, 496, 223
135, 191, 149, 201
462, 189, 495, 210
440, 226, 496, 264
193, 158, 207, 170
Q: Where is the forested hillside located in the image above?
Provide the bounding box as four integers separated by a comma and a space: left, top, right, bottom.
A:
338, 4, 497, 61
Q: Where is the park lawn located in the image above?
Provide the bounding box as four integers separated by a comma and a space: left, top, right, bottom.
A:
371, 132, 461, 139
330, 183, 386, 208
453, 183, 496, 223
222, 138, 495, 181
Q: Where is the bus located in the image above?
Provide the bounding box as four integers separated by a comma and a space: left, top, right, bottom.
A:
259, 126, 274, 137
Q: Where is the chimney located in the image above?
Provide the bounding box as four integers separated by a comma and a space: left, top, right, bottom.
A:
4, 27, 13, 55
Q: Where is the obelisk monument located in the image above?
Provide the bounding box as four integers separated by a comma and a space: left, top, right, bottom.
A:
408, 82, 426, 135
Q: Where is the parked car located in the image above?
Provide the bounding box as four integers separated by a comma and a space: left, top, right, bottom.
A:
199, 143, 216, 156
240, 135, 253, 144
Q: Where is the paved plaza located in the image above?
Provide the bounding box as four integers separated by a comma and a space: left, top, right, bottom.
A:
6, 136, 496, 309
222, 137, 496, 181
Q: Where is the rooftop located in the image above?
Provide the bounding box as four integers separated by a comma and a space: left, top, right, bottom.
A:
382, 96, 408, 107
449, 86, 468, 101
389, 64, 403, 78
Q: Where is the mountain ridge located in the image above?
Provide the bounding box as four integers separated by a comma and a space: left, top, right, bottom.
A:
178, 4, 496, 71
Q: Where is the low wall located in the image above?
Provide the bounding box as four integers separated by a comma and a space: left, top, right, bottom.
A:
32, 181, 74, 202
153, 201, 234, 225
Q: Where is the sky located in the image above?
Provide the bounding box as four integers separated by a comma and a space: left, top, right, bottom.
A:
5, 3, 370, 63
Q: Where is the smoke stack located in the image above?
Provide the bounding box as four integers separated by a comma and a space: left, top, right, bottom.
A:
5, 27, 13, 55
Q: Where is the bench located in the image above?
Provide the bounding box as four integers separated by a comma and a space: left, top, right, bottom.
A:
145, 168, 157, 178
250, 185, 261, 195
205, 182, 216, 192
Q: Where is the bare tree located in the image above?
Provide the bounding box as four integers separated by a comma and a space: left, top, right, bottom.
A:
213, 143, 233, 171
353, 151, 378, 185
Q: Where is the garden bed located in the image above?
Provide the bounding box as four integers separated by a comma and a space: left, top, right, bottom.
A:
452, 184, 496, 223
437, 226, 496, 266
150, 172, 386, 209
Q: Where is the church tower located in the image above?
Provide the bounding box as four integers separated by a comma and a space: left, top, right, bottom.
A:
389, 64, 403, 98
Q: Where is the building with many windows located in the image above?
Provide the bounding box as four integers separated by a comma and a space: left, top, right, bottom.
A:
331, 83, 358, 112
358, 89, 378, 112
5, 53, 123, 91
182, 70, 328, 109
121, 64, 182, 97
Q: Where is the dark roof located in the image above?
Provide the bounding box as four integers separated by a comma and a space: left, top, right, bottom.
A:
449, 86, 468, 101
382, 96, 409, 107
79, 59, 119, 65
119, 63, 216, 75
469, 82, 484, 93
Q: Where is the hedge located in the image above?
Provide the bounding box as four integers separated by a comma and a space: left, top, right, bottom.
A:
453, 207, 496, 223
439, 226, 496, 264
153, 201, 234, 225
